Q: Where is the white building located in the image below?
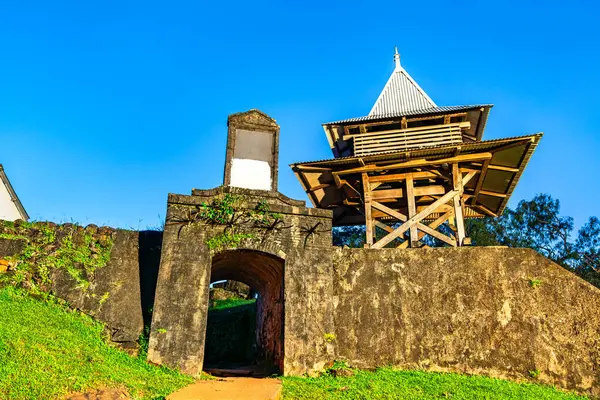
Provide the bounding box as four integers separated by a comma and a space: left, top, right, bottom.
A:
0, 164, 28, 221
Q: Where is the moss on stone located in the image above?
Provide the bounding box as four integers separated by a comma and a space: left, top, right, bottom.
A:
0, 220, 114, 296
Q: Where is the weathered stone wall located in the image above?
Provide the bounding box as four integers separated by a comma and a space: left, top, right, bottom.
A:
147, 186, 334, 375
331, 247, 600, 395
51, 229, 144, 346
2, 216, 599, 396
0, 225, 163, 348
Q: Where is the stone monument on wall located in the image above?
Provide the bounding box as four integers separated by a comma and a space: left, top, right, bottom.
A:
223, 110, 280, 192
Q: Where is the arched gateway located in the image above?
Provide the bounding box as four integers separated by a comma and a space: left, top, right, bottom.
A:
147, 110, 334, 376
208, 249, 285, 373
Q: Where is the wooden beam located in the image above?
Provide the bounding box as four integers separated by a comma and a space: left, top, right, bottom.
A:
452, 164, 466, 246
368, 171, 439, 183
474, 204, 499, 217
334, 153, 493, 176
375, 220, 394, 233
294, 165, 332, 171
372, 189, 460, 249
416, 204, 453, 214
333, 173, 343, 188
370, 185, 446, 200
307, 183, 330, 193
472, 158, 490, 203
461, 170, 478, 186
370, 182, 383, 191
372, 201, 407, 222
471, 163, 519, 173
362, 173, 374, 247
418, 222, 457, 247
406, 174, 418, 247
479, 190, 507, 198
339, 179, 362, 198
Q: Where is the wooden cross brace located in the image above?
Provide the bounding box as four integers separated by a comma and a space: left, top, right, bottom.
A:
363, 166, 476, 249
371, 189, 461, 248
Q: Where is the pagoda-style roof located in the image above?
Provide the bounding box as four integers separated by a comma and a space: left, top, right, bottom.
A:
291, 50, 542, 247
292, 133, 542, 226
321, 50, 493, 159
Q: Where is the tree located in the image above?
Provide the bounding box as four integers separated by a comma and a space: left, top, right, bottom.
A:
468, 194, 599, 288
332, 225, 366, 248
574, 217, 600, 287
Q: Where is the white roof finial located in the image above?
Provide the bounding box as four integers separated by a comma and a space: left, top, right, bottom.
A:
394, 46, 401, 69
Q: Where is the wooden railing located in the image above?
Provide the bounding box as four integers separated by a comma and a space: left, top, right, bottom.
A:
351, 122, 468, 156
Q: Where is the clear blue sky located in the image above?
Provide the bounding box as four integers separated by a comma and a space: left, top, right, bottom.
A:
1, 0, 598, 229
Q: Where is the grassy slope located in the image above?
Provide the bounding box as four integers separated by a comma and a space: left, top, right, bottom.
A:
210, 297, 256, 310
0, 287, 193, 400
282, 368, 589, 400
0, 287, 590, 400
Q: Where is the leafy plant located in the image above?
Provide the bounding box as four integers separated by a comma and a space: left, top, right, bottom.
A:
205, 231, 256, 251
529, 279, 542, 289
137, 325, 151, 359
0, 221, 114, 297
168, 193, 287, 251
529, 369, 541, 379
250, 200, 282, 227
199, 194, 242, 225
323, 332, 337, 343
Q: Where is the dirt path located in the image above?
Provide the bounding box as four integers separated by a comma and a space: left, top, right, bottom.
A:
167, 377, 282, 400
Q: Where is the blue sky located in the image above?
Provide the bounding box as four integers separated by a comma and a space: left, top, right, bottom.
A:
1, 0, 598, 229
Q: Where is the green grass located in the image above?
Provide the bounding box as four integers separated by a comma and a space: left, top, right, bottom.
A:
282, 367, 588, 400
209, 297, 256, 310
0, 286, 193, 400
0, 286, 590, 400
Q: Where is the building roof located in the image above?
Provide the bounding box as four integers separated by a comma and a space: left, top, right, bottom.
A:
0, 164, 29, 221
368, 48, 436, 117
324, 104, 493, 126
291, 133, 543, 226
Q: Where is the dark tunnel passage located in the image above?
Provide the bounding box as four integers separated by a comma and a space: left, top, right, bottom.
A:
203, 249, 285, 375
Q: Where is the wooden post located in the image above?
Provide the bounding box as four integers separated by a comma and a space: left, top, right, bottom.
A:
405, 174, 418, 247
452, 164, 466, 246
362, 173, 374, 247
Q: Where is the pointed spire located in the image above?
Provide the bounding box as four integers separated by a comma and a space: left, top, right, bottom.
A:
394, 46, 401, 70
368, 50, 437, 117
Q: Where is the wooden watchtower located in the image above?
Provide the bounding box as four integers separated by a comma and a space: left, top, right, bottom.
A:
292, 49, 542, 248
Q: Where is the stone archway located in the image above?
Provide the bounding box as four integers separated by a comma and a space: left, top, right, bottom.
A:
206, 249, 285, 373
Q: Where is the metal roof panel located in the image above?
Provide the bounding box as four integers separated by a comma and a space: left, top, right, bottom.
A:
324, 104, 494, 126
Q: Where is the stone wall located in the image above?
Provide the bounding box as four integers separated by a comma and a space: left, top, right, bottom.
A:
0, 225, 163, 348
1, 216, 600, 396
331, 247, 600, 396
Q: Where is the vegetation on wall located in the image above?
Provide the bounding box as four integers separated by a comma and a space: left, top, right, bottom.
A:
0, 220, 114, 296
168, 194, 283, 251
